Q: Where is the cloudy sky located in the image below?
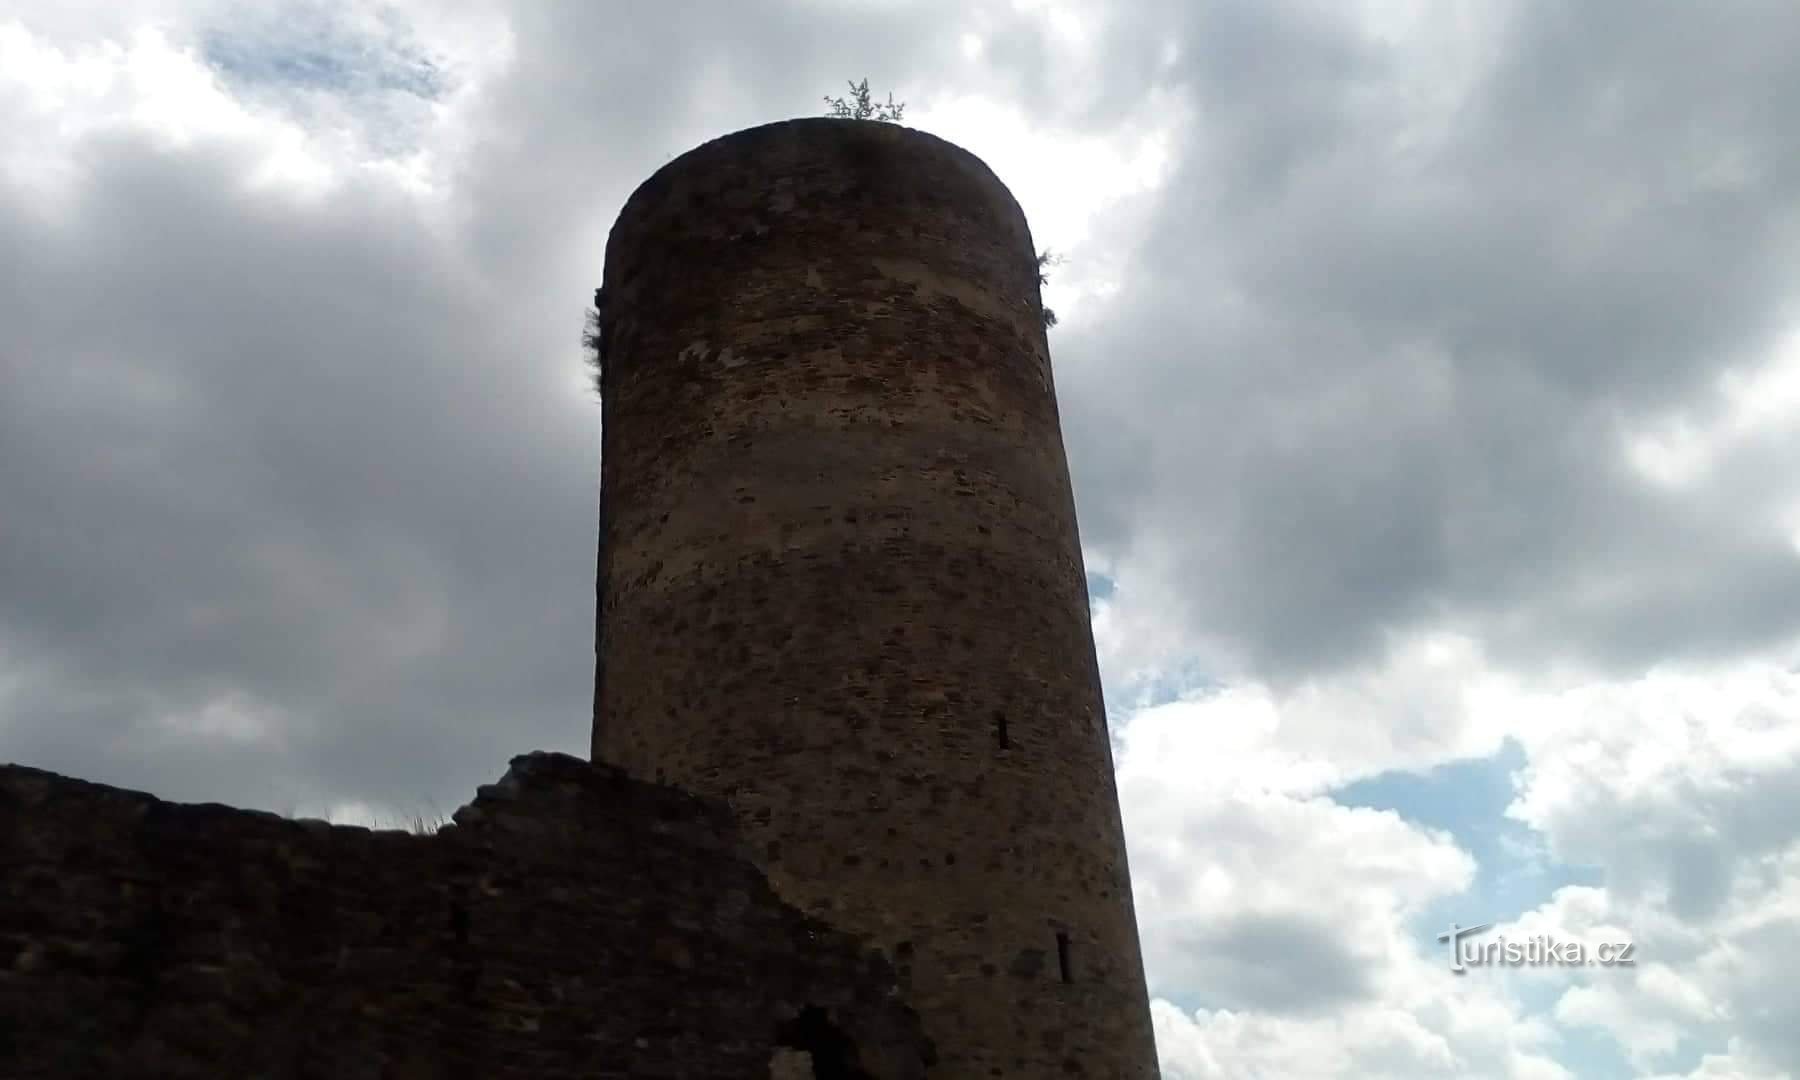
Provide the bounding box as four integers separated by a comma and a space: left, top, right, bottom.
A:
5, 1, 1800, 1076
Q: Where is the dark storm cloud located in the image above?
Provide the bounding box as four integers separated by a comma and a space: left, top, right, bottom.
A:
1055, 0, 1800, 685
0, 127, 595, 811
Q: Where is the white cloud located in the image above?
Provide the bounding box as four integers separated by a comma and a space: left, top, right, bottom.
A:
1487, 662, 1800, 1073
910, 81, 1186, 328
1102, 621, 1516, 784
1116, 618, 1800, 1075
1620, 327, 1800, 495
1116, 691, 1568, 1078
0, 23, 336, 202
1507, 662, 1800, 909
1151, 978, 1572, 1080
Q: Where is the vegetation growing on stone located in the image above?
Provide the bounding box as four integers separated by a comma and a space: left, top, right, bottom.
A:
824, 78, 905, 123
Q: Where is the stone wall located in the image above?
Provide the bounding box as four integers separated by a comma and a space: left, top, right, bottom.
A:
0, 752, 931, 1078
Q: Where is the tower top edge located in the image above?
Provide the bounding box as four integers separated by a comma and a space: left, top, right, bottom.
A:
608, 117, 1034, 255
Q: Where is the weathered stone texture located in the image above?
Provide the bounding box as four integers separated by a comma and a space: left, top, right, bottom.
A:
0, 753, 929, 1078
592, 118, 1159, 1077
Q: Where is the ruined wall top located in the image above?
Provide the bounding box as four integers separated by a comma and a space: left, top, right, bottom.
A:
0, 752, 932, 1078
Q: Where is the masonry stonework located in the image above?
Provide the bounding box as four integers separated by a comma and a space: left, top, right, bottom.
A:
591, 118, 1159, 1077
0, 753, 931, 1078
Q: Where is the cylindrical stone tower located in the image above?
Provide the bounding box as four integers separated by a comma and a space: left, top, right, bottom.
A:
592, 118, 1157, 1078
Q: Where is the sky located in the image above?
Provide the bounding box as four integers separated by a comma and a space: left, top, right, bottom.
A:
3, 1, 1799, 1076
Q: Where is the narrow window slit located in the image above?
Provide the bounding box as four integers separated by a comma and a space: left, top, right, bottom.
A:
1056, 930, 1073, 984
995, 710, 1010, 749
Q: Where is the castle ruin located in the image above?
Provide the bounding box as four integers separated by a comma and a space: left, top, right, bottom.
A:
0, 119, 1158, 1078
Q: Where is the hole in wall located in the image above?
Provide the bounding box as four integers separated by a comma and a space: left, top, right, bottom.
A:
1056, 931, 1073, 984
774, 1005, 870, 1079
449, 898, 470, 946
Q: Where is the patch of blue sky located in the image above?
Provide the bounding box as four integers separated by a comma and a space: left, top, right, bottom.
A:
196, 10, 447, 163
1086, 570, 1116, 605
202, 28, 444, 101
1103, 659, 1222, 731
1334, 740, 1599, 918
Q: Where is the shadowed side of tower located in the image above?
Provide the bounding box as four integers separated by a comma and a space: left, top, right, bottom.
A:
591, 118, 1157, 1078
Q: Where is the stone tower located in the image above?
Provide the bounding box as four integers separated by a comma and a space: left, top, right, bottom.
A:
591, 118, 1157, 1078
